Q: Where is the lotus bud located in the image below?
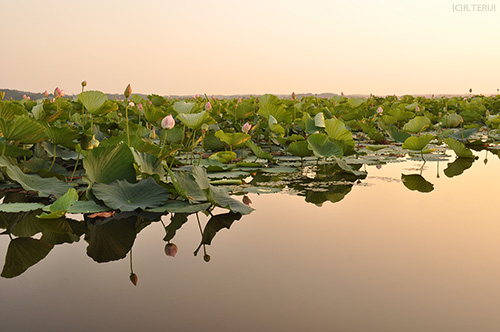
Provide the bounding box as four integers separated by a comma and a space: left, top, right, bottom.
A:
54, 87, 61, 97
205, 101, 212, 111
165, 243, 178, 257
469, 88, 472, 93
292, 92, 296, 100
23, 94, 27, 99
161, 114, 175, 130
81, 81, 87, 87
89, 137, 100, 149
129, 101, 135, 108
129, 273, 138, 286
237, 98, 242, 103
150, 128, 157, 139
242, 195, 252, 206
484, 158, 488, 165
376, 107, 383, 114
415, 105, 420, 112
204, 254, 211, 262
211, 95, 215, 100
242, 122, 251, 134
137, 103, 143, 112
43, 90, 49, 98
60, 89, 65, 97
376, 164, 382, 170
124, 84, 132, 98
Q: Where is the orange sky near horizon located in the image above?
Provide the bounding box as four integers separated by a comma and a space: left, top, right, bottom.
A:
1, 0, 499, 96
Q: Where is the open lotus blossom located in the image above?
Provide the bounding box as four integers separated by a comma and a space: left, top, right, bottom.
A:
242, 122, 252, 134
376, 107, 383, 114
161, 114, 175, 130
205, 101, 212, 111
54, 87, 62, 97
165, 243, 178, 257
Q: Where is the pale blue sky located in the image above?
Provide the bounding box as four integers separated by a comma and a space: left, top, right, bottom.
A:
1, 0, 499, 96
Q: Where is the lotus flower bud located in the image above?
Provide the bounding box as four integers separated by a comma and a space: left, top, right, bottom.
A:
137, 103, 143, 112
81, 81, 87, 87
204, 254, 211, 262
60, 89, 65, 97
128, 101, 135, 108
205, 101, 212, 111
469, 88, 472, 93
129, 273, 138, 286
415, 105, 420, 112
484, 158, 488, 165
242, 122, 251, 134
165, 243, 178, 257
43, 90, 49, 98
54, 87, 62, 97
237, 98, 242, 103
23, 94, 27, 99
242, 195, 252, 206
376, 107, 383, 114
195, 94, 200, 98
124, 84, 132, 98
292, 92, 296, 100
376, 164, 382, 170
161, 114, 175, 130
211, 95, 215, 100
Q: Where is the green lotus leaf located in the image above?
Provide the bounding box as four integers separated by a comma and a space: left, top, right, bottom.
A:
132, 149, 166, 178
162, 213, 189, 242
209, 151, 237, 163
148, 94, 167, 107
147, 201, 212, 214
288, 140, 313, 158
0, 101, 28, 120
78, 90, 108, 115
347, 97, 366, 108
403, 116, 431, 133
440, 113, 463, 128
314, 112, 326, 128
225, 100, 255, 120
215, 130, 251, 148
197, 211, 242, 248
258, 94, 292, 124
245, 140, 274, 161
307, 133, 343, 158
389, 108, 414, 121
385, 125, 411, 143
38, 188, 78, 219
444, 137, 475, 159
83, 143, 136, 185
1, 237, 53, 278
0, 156, 73, 198
177, 111, 215, 130
67, 200, 111, 214
447, 127, 479, 142
173, 101, 196, 114
0, 142, 33, 158
0, 117, 46, 143
92, 177, 169, 211
45, 126, 79, 148
402, 134, 434, 151
0, 203, 44, 213
401, 174, 434, 193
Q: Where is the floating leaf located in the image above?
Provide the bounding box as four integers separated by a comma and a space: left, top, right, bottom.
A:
209, 151, 237, 163
93, 177, 169, 211
0, 203, 44, 213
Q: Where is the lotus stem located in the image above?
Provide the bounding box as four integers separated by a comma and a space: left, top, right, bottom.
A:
129, 248, 134, 273
125, 103, 130, 146
159, 130, 168, 158
48, 144, 57, 172
70, 151, 81, 182
1, 142, 6, 156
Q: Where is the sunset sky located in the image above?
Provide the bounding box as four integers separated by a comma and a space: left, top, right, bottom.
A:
1, 0, 499, 96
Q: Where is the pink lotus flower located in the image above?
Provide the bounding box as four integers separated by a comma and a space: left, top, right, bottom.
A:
165, 243, 178, 257
237, 98, 242, 103
60, 89, 65, 97
137, 103, 143, 112
415, 105, 420, 112
242, 122, 251, 134
205, 101, 212, 111
128, 101, 135, 108
161, 114, 175, 130
124, 84, 132, 98
43, 90, 49, 98
242, 195, 252, 206
376, 107, 383, 114
54, 87, 62, 97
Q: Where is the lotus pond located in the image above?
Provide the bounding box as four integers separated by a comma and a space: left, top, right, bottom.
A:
1, 89, 500, 331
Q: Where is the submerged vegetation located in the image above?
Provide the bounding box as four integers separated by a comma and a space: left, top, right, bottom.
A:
1, 84, 500, 280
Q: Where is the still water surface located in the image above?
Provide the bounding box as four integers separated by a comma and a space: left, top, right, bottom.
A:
1, 152, 500, 332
